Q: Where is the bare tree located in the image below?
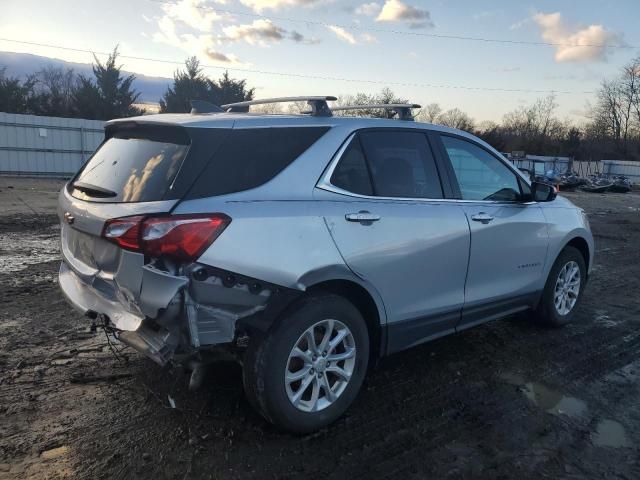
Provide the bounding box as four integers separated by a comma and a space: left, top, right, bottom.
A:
417, 103, 442, 123
35, 66, 76, 117
251, 103, 284, 114
437, 108, 475, 131
594, 80, 626, 150
622, 57, 640, 138
336, 88, 408, 118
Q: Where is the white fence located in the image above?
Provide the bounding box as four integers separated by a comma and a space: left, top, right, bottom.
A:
506, 153, 640, 184
0, 112, 104, 176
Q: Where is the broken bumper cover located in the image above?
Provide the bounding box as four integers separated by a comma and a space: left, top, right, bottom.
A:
59, 260, 187, 366
59, 260, 302, 366
59, 261, 145, 331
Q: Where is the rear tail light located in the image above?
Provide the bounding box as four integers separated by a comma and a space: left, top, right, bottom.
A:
103, 214, 231, 262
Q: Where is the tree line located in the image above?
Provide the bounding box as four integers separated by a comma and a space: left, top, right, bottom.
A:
0, 49, 253, 120
2, 48, 640, 161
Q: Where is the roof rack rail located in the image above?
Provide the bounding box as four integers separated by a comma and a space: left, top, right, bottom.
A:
221, 96, 337, 117
332, 103, 421, 121
190, 100, 224, 114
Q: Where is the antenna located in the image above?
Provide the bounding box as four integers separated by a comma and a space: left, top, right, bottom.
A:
221, 96, 337, 116
190, 100, 224, 114
332, 103, 421, 121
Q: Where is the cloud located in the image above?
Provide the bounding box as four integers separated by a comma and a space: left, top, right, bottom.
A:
290, 30, 321, 44
327, 25, 357, 44
153, 16, 241, 64
152, 0, 319, 65
376, 0, 433, 28
355, 2, 381, 16
205, 50, 234, 62
360, 32, 378, 43
533, 12, 623, 63
160, 0, 226, 32
221, 19, 318, 45
222, 19, 285, 45
239, 0, 325, 13
509, 17, 530, 30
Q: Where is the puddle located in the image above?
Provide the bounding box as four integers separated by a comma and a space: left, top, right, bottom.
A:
0, 231, 60, 273
500, 372, 587, 417
592, 419, 630, 448
593, 309, 619, 328
501, 373, 632, 448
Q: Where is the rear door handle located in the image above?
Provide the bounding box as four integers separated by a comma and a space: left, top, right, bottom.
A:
471, 212, 494, 224
345, 211, 381, 223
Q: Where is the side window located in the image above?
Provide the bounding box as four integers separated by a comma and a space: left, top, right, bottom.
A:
187, 127, 329, 199
359, 131, 443, 199
330, 137, 373, 196
441, 136, 522, 201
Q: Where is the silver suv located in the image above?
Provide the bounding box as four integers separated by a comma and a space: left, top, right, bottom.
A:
58, 96, 593, 433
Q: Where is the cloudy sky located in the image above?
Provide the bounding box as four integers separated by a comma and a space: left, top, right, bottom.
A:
1, 0, 638, 122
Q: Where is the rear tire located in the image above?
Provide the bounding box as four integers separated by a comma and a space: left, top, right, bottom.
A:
534, 246, 586, 327
242, 293, 369, 434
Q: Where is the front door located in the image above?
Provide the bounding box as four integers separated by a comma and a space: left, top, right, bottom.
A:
436, 134, 549, 329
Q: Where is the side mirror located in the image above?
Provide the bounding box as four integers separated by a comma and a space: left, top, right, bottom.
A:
531, 181, 557, 202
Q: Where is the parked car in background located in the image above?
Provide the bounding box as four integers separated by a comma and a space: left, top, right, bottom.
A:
58, 97, 594, 433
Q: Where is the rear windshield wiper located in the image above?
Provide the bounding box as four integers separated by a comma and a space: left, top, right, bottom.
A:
72, 181, 117, 198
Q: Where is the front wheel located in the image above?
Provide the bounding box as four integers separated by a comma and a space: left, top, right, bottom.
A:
534, 246, 587, 327
243, 293, 369, 434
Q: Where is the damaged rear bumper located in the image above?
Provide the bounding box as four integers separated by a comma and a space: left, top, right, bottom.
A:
58, 258, 301, 366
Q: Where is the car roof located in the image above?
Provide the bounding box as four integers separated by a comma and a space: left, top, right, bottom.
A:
105, 112, 498, 157
108, 111, 448, 132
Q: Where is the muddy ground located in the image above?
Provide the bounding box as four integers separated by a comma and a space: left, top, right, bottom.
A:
0, 177, 639, 479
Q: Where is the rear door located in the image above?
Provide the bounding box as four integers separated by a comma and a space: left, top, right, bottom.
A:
434, 134, 549, 329
317, 129, 470, 353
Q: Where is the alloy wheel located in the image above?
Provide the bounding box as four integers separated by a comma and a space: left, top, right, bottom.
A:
554, 260, 581, 315
285, 319, 356, 412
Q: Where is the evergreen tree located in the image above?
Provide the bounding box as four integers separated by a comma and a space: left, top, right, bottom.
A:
72, 47, 142, 120
208, 71, 255, 106
0, 67, 36, 114
160, 57, 209, 113
160, 58, 254, 113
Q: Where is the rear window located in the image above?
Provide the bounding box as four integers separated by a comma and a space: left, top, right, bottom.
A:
71, 127, 190, 203
186, 127, 330, 199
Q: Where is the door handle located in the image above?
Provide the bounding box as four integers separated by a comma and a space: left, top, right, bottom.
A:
345, 211, 381, 223
471, 212, 494, 224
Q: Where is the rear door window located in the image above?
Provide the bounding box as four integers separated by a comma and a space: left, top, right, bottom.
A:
71, 127, 190, 203
186, 127, 330, 198
330, 136, 373, 196
359, 131, 443, 199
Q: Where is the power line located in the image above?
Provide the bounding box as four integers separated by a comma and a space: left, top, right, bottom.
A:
0, 37, 595, 95
148, 0, 634, 50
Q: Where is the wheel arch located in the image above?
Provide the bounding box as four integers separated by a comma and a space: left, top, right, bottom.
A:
306, 279, 386, 363
565, 236, 590, 272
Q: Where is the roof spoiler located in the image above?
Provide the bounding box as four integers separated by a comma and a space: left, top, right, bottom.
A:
222, 96, 337, 117
332, 104, 421, 121
190, 100, 224, 114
